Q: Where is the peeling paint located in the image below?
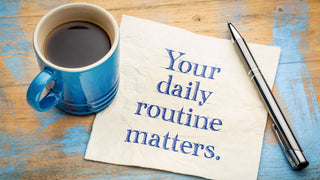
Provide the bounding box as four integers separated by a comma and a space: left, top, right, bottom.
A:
0, 0, 35, 85
58, 125, 90, 155
259, 0, 320, 179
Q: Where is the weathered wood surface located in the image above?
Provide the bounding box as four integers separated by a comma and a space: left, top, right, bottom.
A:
0, 0, 319, 179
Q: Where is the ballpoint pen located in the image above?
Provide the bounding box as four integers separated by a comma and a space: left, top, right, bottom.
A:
227, 21, 309, 170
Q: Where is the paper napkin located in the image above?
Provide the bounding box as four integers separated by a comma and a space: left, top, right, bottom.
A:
85, 15, 281, 180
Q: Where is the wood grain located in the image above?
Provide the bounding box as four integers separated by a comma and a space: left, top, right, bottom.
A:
1, 0, 319, 179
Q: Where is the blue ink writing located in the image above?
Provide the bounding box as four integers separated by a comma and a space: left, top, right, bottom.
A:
135, 101, 223, 131
157, 75, 213, 106
165, 48, 221, 80
124, 129, 219, 159
157, 48, 222, 106
125, 48, 223, 160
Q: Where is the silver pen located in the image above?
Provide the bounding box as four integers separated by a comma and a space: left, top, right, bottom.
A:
228, 22, 309, 170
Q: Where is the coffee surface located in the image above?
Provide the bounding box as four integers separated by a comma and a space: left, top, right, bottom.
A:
44, 21, 111, 68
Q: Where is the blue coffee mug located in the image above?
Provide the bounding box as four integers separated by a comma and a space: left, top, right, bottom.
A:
27, 3, 119, 115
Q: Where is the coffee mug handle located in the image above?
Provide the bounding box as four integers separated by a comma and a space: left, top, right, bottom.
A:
26, 69, 62, 112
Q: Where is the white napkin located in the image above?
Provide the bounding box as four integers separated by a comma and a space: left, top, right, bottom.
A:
85, 15, 281, 180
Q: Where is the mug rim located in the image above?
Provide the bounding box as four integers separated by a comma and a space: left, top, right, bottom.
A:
33, 2, 119, 72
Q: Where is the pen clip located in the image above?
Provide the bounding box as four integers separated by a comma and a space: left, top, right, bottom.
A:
271, 122, 297, 168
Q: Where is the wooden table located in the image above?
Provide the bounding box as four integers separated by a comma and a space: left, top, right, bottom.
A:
1, 0, 319, 179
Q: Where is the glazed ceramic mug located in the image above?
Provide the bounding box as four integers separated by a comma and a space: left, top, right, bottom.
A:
26, 3, 119, 115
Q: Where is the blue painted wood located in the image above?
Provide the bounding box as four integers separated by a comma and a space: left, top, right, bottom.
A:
0, 0, 319, 179
258, 1, 320, 179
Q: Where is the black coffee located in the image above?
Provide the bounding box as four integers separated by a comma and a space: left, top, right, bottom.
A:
44, 21, 111, 68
